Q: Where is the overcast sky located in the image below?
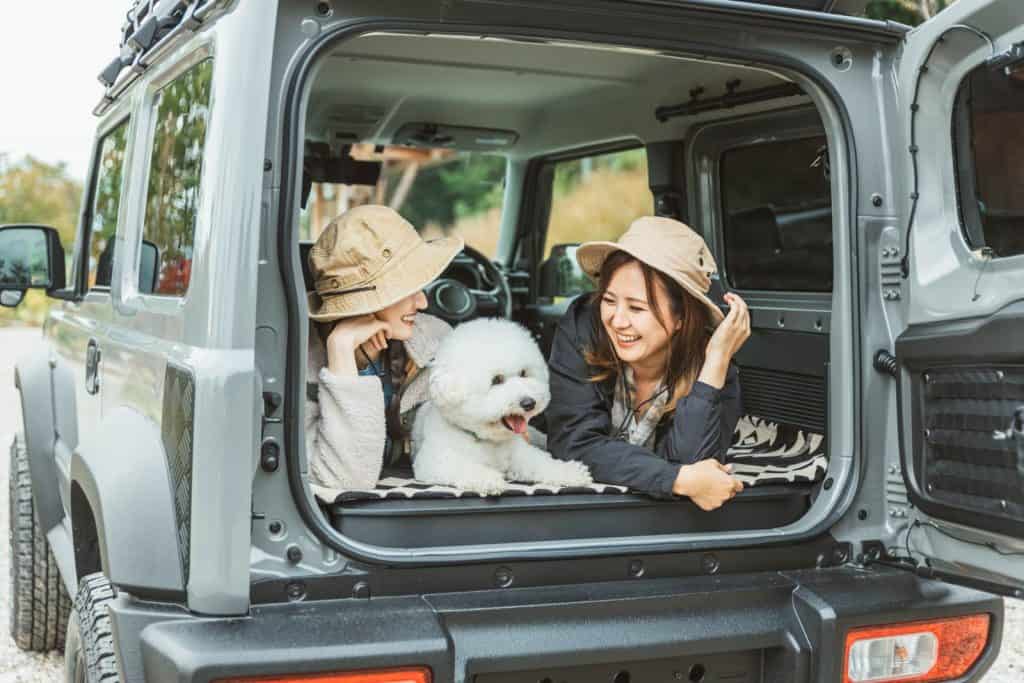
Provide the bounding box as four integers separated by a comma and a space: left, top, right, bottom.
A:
0, 2, 128, 181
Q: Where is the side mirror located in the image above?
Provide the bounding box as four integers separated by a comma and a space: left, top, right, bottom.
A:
0, 225, 65, 308
538, 243, 593, 299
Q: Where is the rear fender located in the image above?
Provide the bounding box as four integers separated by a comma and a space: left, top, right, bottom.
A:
71, 406, 186, 597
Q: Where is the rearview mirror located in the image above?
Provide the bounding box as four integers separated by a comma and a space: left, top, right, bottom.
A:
0, 225, 65, 307
538, 243, 593, 299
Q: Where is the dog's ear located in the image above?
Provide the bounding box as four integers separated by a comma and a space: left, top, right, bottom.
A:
428, 362, 468, 409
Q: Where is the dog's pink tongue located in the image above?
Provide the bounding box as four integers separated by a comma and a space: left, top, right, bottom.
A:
504, 415, 528, 434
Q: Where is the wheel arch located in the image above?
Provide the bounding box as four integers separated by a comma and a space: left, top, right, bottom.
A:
14, 349, 68, 534
70, 406, 186, 599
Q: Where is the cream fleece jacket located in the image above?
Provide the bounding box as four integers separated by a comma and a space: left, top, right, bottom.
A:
305, 314, 451, 499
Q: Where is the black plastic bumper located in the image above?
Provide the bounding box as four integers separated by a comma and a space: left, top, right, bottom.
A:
110, 565, 1003, 682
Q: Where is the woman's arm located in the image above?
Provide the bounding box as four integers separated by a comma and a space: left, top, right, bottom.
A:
656, 363, 742, 465
305, 321, 390, 494
306, 369, 388, 492
657, 292, 749, 464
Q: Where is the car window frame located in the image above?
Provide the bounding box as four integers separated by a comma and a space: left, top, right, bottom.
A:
125, 45, 215, 310
519, 139, 648, 290
718, 132, 832, 293
80, 115, 134, 296
71, 110, 134, 298
687, 106, 831, 293
951, 61, 1024, 261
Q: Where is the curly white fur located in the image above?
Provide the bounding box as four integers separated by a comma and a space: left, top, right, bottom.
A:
412, 318, 592, 495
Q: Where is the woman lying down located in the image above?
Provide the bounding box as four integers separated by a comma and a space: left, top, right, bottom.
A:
305, 206, 745, 510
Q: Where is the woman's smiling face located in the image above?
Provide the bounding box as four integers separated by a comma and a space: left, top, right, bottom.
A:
599, 260, 678, 367
374, 289, 428, 341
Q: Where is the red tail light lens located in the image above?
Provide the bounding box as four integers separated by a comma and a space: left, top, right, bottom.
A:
843, 614, 990, 682
217, 668, 431, 683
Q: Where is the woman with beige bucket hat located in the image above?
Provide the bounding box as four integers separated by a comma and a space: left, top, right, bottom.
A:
305, 205, 463, 496
547, 216, 750, 510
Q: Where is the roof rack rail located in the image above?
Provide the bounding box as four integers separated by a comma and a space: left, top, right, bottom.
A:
94, 0, 222, 117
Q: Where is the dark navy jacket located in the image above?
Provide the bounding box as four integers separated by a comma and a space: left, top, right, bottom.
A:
547, 296, 742, 499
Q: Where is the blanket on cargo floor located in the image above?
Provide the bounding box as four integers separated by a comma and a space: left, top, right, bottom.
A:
318, 416, 827, 504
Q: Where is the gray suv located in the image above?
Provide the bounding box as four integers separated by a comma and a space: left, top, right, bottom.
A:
3, 0, 1024, 681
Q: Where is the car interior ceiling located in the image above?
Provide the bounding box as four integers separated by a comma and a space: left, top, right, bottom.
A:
298, 32, 835, 543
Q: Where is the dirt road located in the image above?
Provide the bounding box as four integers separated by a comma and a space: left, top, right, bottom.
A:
0, 325, 1019, 681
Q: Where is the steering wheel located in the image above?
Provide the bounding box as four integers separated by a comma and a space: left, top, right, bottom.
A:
424, 244, 512, 324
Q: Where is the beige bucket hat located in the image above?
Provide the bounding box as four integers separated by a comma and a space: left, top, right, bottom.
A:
576, 215, 725, 327
307, 205, 463, 322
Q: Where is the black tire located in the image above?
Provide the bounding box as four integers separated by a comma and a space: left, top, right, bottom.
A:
9, 433, 72, 651
64, 573, 120, 683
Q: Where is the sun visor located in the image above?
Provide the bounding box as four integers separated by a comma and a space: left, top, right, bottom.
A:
392, 122, 518, 151
303, 142, 382, 186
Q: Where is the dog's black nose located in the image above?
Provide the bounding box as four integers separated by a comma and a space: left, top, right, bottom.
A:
520, 397, 536, 412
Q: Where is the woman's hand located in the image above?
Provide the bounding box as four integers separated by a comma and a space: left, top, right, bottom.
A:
697, 293, 751, 388
325, 315, 391, 376
672, 459, 744, 510
707, 292, 751, 361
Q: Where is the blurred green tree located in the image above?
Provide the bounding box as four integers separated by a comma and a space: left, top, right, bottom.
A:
864, 0, 955, 26
0, 156, 82, 325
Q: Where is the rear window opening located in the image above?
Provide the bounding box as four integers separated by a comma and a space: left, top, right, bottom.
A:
289, 29, 843, 553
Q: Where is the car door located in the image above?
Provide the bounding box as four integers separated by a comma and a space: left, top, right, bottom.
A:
44, 114, 132, 516
893, 0, 1024, 596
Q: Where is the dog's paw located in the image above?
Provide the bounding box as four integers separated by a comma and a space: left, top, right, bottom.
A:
459, 473, 509, 497
540, 460, 594, 488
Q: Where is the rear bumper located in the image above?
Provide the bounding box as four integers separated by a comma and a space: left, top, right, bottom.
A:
111, 565, 1003, 682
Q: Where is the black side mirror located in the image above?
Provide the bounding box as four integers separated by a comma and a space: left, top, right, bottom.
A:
538, 243, 592, 299
0, 225, 65, 308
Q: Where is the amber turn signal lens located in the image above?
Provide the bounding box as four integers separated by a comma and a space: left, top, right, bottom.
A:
216, 668, 431, 683
843, 613, 990, 683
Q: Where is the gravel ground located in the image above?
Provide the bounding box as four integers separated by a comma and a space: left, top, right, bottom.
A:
0, 325, 1020, 681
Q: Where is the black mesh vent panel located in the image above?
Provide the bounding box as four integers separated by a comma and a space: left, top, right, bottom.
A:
921, 366, 1024, 521
162, 364, 195, 584
739, 367, 826, 434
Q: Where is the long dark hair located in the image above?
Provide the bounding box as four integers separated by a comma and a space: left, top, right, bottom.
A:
583, 250, 711, 409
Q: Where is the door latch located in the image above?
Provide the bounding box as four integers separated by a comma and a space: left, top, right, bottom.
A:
85, 339, 102, 395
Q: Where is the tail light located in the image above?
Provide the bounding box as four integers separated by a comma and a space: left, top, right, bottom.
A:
843, 614, 990, 683
217, 668, 431, 683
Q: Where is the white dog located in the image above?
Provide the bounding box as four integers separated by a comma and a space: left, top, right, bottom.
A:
412, 318, 593, 495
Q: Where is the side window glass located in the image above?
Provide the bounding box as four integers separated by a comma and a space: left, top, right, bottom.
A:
720, 136, 832, 292
954, 62, 1024, 258
140, 58, 214, 297
542, 148, 651, 295
87, 121, 130, 289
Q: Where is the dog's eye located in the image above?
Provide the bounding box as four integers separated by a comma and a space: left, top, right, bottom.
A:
519, 369, 528, 378
491, 374, 505, 386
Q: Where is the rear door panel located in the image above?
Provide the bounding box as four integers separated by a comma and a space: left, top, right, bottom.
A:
895, 0, 1024, 592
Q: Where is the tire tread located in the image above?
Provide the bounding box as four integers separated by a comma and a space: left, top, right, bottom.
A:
8, 434, 71, 652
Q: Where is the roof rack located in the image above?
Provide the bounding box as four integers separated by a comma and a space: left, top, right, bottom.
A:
93, 0, 224, 117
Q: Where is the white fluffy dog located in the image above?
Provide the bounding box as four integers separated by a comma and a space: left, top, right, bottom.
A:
412, 318, 593, 495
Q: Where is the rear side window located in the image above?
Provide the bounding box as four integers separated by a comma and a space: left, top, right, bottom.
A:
720, 136, 832, 292
543, 147, 651, 260
140, 58, 214, 297
954, 62, 1024, 258
86, 120, 130, 289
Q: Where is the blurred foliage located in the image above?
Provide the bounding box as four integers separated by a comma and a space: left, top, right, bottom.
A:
0, 156, 82, 326
864, 0, 955, 26
446, 148, 652, 262
390, 153, 506, 231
